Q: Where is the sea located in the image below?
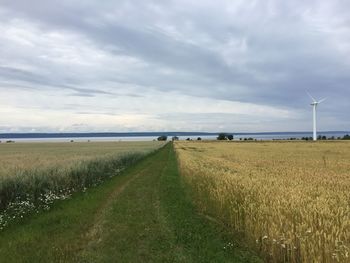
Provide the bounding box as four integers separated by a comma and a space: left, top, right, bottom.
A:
0, 131, 348, 142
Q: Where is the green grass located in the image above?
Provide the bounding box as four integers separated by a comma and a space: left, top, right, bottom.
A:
0, 143, 260, 262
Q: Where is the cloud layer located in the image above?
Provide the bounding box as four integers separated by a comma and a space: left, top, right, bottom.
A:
0, 0, 349, 132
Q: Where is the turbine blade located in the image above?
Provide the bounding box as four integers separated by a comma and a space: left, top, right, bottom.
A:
318, 97, 327, 103
306, 91, 316, 102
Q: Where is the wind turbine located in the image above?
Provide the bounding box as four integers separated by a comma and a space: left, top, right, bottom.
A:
307, 92, 326, 141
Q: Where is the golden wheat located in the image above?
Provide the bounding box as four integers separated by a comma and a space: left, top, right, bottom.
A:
175, 141, 350, 263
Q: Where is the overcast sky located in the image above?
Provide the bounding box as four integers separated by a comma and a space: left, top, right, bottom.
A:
0, 0, 349, 133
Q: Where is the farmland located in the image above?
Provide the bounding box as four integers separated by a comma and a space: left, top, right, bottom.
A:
0, 141, 164, 178
0, 141, 165, 229
175, 141, 350, 263
0, 143, 260, 262
2, 139, 348, 262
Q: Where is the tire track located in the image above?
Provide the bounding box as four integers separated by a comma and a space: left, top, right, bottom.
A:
80, 166, 149, 254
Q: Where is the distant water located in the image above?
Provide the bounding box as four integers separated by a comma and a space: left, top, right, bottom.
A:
0, 131, 348, 142
180, 132, 349, 141
0, 136, 158, 143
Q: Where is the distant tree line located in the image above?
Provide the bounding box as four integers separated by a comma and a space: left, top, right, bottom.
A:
155, 134, 350, 142
342, 134, 350, 140
217, 133, 234, 140
239, 137, 256, 141
301, 134, 350, 141
157, 135, 167, 141
184, 137, 202, 141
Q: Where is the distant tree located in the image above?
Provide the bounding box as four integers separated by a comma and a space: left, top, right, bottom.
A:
303, 136, 311, 141
217, 133, 227, 140
317, 135, 327, 140
186, 137, 191, 141
197, 137, 202, 140
157, 135, 167, 141
227, 134, 234, 141
343, 134, 350, 140
172, 136, 179, 141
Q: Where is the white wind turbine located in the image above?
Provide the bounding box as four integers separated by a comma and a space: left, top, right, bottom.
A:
307, 92, 326, 141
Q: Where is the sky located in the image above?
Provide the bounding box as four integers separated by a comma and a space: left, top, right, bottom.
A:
0, 0, 349, 133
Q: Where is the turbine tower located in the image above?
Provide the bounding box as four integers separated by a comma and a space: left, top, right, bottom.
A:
307, 92, 326, 141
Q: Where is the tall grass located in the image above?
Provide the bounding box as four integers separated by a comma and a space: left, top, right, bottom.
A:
0, 153, 144, 229
0, 141, 166, 229
175, 141, 350, 263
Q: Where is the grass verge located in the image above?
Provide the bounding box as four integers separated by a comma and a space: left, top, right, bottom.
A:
0, 152, 144, 230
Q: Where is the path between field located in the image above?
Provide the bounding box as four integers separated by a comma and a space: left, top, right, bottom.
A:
78, 143, 260, 262
82, 166, 147, 249
0, 143, 261, 263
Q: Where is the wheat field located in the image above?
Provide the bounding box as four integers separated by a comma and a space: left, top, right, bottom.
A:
175, 141, 350, 263
0, 141, 164, 178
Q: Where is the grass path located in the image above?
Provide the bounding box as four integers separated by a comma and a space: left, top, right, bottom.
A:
0, 143, 260, 262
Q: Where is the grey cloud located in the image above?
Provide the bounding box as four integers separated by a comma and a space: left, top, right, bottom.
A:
0, 0, 349, 131
68, 87, 114, 96
68, 93, 95, 97
0, 66, 48, 86
75, 111, 121, 116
